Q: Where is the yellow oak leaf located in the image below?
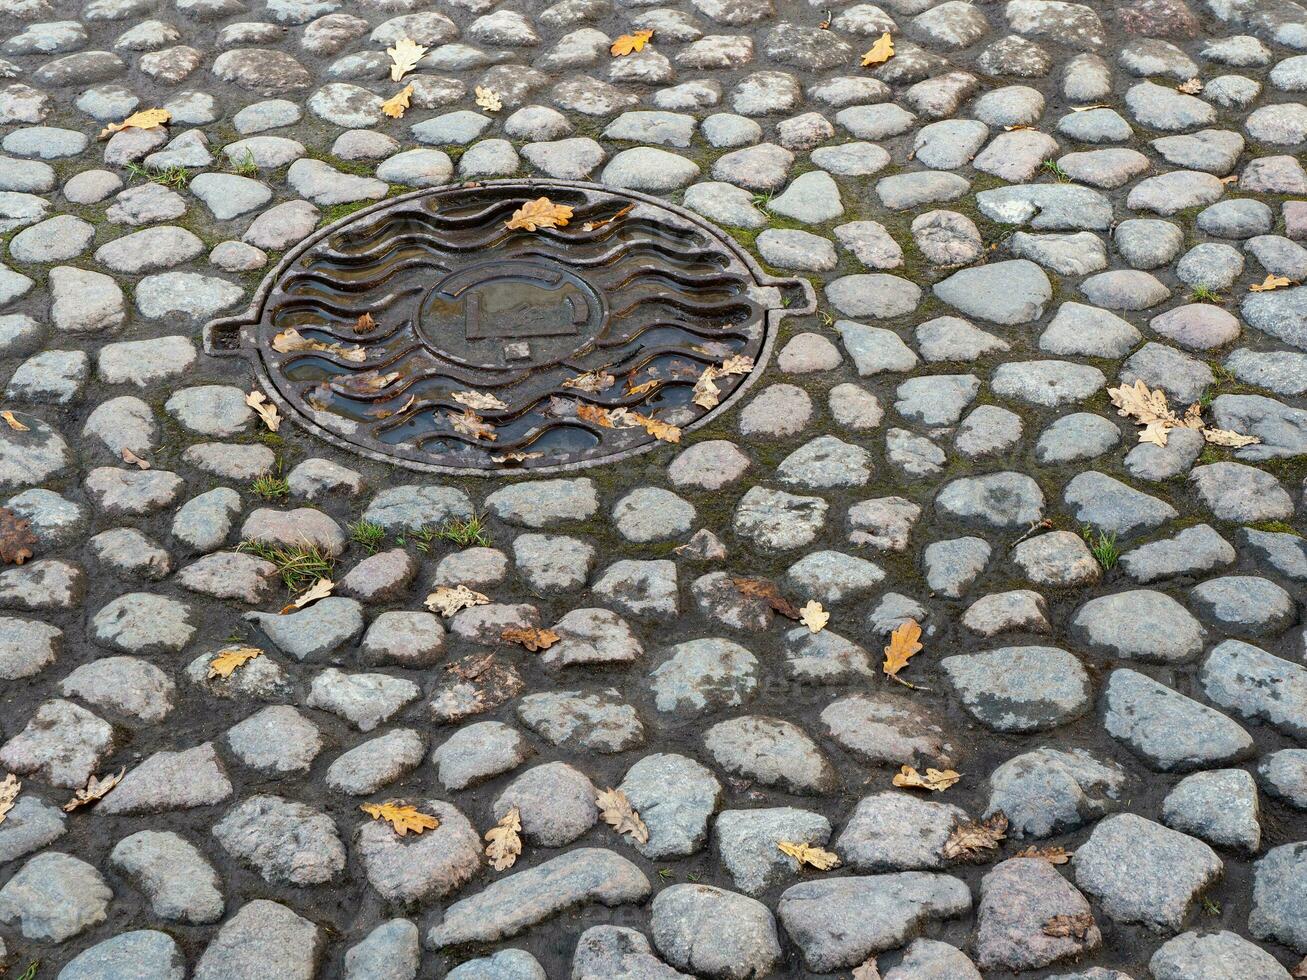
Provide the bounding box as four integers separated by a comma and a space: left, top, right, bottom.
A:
271, 327, 366, 362
98, 107, 169, 139
246, 390, 281, 432
892, 764, 960, 792
1177, 77, 1203, 94
505, 196, 574, 231
475, 85, 503, 112
207, 646, 262, 679
64, 768, 125, 812
777, 840, 840, 870
280, 577, 333, 614
597, 787, 648, 843
882, 619, 923, 680
610, 29, 654, 56
387, 37, 427, 82
799, 600, 829, 634
628, 411, 681, 443
452, 390, 508, 411
448, 407, 497, 441
425, 584, 490, 617
484, 805, 522, 870
942, 812, 1008, 861
380, 84, 413, 119
562, 370, 616, 393
1250, 273, 1293, 291
361, 800, 440, 836
861, 32, 894, 66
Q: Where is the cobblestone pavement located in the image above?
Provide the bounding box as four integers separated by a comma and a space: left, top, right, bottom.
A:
0, 0, 1306, 974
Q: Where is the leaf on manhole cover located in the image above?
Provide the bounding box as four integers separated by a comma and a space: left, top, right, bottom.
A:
882, 619, 923, 684
354, 312, 376, 333
799, 600, 829, 634
336, 369, 400, 396
64, 768, 125, 812
0, 773, 19, 826
484, 805, 523, 870
273, 327, 366, 363
860, 31, 894, 66
777, 840, 840, 870
1014, 844, 1072, 864
281, 577, 333, 614
207, 646, 262, 679
452, 390, 508, 411
577, 401, 617, 428
732, 576, 801, 619
448, 408, 497, 441
99, 107, 169, 139
597, 787, 648, 843
474, 85, 502, 112
121, 447, 150, 469
1042, 912, 1095, 940
942, 812, 1008, 862
627, 411, 680, 443
1249, 273, 1293, 292
246, 390, 281, 432
562, 369, 616, 393
380, 84, 413, 119
581, 204, 634, 232
892, 764, 960, 792
501, 626, 560, 651
491, 451, 544, 464
386, 37, 427, 82
505, 196, 573, 232
610, 29, 653, 56
425, 584, 490, 617
0, 410, 27, 431
361, 800, 440, 836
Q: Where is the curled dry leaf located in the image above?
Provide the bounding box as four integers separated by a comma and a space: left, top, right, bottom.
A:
625, 378, 660, 397
799, 600, 829, 634
851, 958, 882, 980
380, 84, 413, 119
777, 840, 840, 870
99, 107, 169, 139
272, 327, 366, 363
505, 196, 574, 232
1202, 426, 1260, 448
892, 764, 960, 792
610, 29, 654, 56
425, 584, 490, 617
1249, 273, 1293, 292
597, 787, 649, 844
628, 411, 681, 443
453, 390, 508, 411
246, 390, 281, 432
491, 451, 544, 464
386, 37, 427, 82
0, 410, 27, 431
1109, 379, 1260, 449
732, 576, 801, 619
336, 369, 400, 396
501, 626, 560, 651
882, 619, 923, 682
1177, 77, 1203, 93
0, 773, 19, 826
562, 369, 616, 393
64, 768, 125, 812
0, 508, 36, 566
861, 32, 894, 66
361, 800, 440, 836
208, 646, 262, 679
1042, 911, 1095, 940
448, 408, 497, 441
280, 577, 334, 614
1014, 844, 1072, 864
475, 85, 503, 112
484, 805, 523, 871
355, 312, 376, 333
581, 204, 634, 232
942, 812, 1008, 862
121, 447, 150, 469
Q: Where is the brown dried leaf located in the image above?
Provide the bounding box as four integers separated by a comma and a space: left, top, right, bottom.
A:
851, 959, 882, 980
892, 764, 960, 792
99, 107, 169, 139
597, 787, 649, 843
1014, 844, 1072, 864
380, 84, 413, 119
942, 812, 1008, 862
386, 36, 427, 82
799, 600, 829, 634
280, 577, 334, 614
425, 584, 490, 617
336, 369, 400, 396
882, 619, 923, 679
355, 312, 376, 333
474, 85, 503, 112
501, 626, 560, 652
692, 365, 722, 409
777, 840, 841, 870
0, 410, 27, 431
625, 378, 660, 397
1177, 77, 1203, 93
628, 411, 681, 443
272, 327, 366, 363
562, 370, 616, 393
484, 805, 522, 870
505, 196, 574, 232
1043, 911, 1095, 940
63, 768, 125, 812
861, 31, 894, 66
452, 390, 508, 411
0, 508, 35, 566
0, 773, 19, 826
576, 401, 617, 428
448, 408, 497, 441
732, 576, 801, 619
1249, 273, 1293, 292
207, 646, 262, 679
246, 390, 281, 432
610, 29, 654, 56
361, 800, 440, 836
581, 204, 634, 232
121, 447, 151, 469
1108, 379, 1177, 446
718, 354, 754, 376
1202, 426, 1260, 448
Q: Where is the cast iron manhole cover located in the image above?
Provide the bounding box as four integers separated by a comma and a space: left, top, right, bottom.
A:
206, 179, 815, 475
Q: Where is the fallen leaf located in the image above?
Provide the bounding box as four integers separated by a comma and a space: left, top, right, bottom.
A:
625, 378, 660, 397
1250, 273, 1293, 292
892, 764, 960, 792
505, 196, 574, 232
882, 619, 923, 681
371, 393, 416, 420
484, 806, 522, 870
425, 584, 490, 617
0, 508, 35, 566
581, 204, 634, 232
597, 787, 649, 843
692, 366, 722, 408
1219, 174, 1239, 184
732, 576, 801, 619
272, 327, 366, 363
361, 800, 440, 836
453, 390, 508, 411
491, 451, 544, 463
942, 812, 1008, 862
577, 401, 617, 428
64, 768, 125, 812
386, 37, 427, 82
628, 411, 680, 443
778, 840, 841, 870
852, 959, 881, 980
355, 312, 376, 333
861, 32, 894, 66
475, 85, 503, 112
99, 107, 169, 139
121, 447, 151, 469
280, 577, 333, 614
1177, 77, 1203, 93
1014, 844, 1072, 864
562, 369, 617, 393
718, 354, 754, 376
246, 390, 281, 432
1109, 379, 1260, 449
208, 646, 262, 678
1202, 426, 1260, 448
448, 407, 497, 441
0, 773, 18, 826
1043, 911, 1095, 940
501, 626, 560, 651
336, 369, 400, 396
381, 84, 413, 119
799, 600, 829, 634
610, 29, 654, 56
819, 8, 832, 29
1004, 124, 1035, 131
0, 410, 27, 431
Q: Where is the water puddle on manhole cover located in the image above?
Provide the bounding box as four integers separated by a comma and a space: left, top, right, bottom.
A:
206, 180, 815, 474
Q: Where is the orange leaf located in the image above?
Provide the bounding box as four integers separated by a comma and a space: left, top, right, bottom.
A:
361, 800, 440, 836
501, 626, 560, 651
861, 32, 894, 66
1249, 274, 1293, 292
505, 196, 573, 232
610, 29, 654, 56
882, 619, 923, 678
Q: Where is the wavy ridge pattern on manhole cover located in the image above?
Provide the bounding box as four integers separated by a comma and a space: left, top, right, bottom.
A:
206, 179, 815, 474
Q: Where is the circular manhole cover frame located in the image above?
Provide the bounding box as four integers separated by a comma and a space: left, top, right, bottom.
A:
205, 178, 816, 477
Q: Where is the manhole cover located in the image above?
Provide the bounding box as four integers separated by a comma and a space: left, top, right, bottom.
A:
206, 179, 815, 475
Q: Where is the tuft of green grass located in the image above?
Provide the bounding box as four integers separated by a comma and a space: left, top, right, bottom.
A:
1041, 158, 1070, 182
1081, 524, 1119, 570
436, 514, 492, 548
1201, 896, 1221, 916
16, 962, 40, 980
124, 161, 190, 189
1190, 285, 1223, 304
236, 540, 335, 591
250, 472, 289, 500
750, 191, 773, 211
228, 148, 258, 176
348, 519, 387, 555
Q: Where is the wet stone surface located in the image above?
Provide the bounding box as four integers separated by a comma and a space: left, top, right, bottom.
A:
0, 0, 1304, 977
